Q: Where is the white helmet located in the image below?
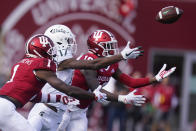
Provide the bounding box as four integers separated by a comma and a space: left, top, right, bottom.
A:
44, 24, 77, 63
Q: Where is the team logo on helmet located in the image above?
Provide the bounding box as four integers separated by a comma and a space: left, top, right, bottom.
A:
93, 31, 103, 41
25, 34, 55, 60
39, 36, 50, 47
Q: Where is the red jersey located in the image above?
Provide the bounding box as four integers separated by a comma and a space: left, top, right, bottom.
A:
152, 84, 174, 112
71, 52, 118, 109
0, 57, 56, 106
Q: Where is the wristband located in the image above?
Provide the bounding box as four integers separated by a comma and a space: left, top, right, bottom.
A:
118, 95, 126, 103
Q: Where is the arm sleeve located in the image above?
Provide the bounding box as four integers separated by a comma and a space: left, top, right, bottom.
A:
119, 73, 150, 90
31, 91, 79, 105
30, 91, 61, 103
34, 58, 56, 72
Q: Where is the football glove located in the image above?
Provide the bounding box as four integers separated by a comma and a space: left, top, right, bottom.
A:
118, 90, 146, 106
121, 41, 143, 60
93, 85, 107, 103
155, 64, 176, 82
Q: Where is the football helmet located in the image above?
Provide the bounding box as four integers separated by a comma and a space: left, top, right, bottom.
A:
25, 34, 55, 60
87, 30, 118, 57
44, 24, 77, 63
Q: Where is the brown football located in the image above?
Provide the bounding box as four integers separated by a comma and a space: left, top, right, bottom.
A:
156, 6, 183, 24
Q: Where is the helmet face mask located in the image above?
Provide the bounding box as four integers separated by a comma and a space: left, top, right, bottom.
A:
64, 36, 77, 55
87, 30, 119, 57
25, 34, 56, 60
99, 40, 118, 57
44, 24, 77, 63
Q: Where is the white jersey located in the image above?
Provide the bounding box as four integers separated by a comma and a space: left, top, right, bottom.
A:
41, 48, 75, 111
41, 69, 74, 111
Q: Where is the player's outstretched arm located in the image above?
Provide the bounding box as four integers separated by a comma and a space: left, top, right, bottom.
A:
34, 70, 106, 101
113, 64, 176, 89
82, 69, 145, 106
113, 69, 154, 88
58, 41, 143, 71
58, 55, 123, 70
100, 87, 146, 106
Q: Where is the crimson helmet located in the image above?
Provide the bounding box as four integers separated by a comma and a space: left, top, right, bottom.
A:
25, 34, 55, 60
87, 30, 118, 57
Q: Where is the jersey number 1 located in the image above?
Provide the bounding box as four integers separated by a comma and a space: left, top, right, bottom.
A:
7, 65, 19, 83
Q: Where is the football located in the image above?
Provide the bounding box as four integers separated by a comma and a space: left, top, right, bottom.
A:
156, 6, 183, 24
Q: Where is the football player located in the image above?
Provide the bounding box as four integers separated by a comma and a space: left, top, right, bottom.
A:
0, 34, 109, 131
27, 25, 145, 131
57, 30, 176, 131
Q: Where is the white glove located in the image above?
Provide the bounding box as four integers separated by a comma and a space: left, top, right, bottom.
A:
155, 64, 176, 82
67, 97, 80, 106
121, 41, 143, 60
93, 85, 107, 103
118, 90, 146, 106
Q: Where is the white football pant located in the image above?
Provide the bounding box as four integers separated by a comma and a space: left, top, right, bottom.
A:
57, 108, 88, 131
28, 103, 64, 131
0, 98, 36, 131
